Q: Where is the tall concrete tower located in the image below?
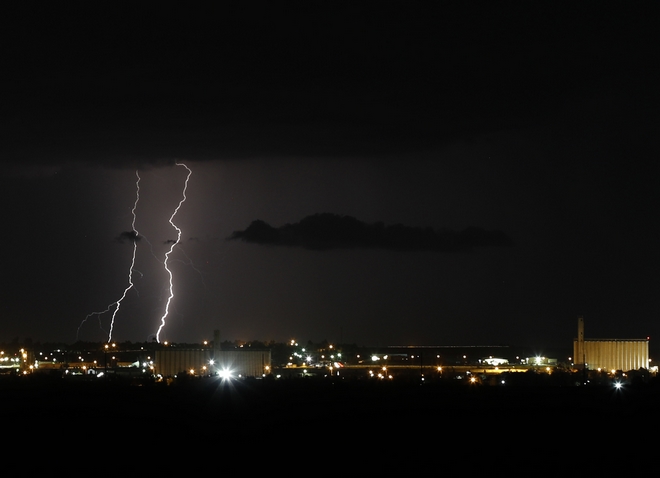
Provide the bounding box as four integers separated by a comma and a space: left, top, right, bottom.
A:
576, 316, 585, 368
213, 329, 221, 353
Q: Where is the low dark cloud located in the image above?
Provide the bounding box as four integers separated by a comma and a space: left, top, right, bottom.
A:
114, 231, 140, 244
230, 214, 513, 252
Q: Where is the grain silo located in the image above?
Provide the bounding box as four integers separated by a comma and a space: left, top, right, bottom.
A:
573, 316, 649, 372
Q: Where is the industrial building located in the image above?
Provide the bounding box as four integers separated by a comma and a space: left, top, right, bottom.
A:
155, 331, 271, 378
155, 348, 271, 378
573, 316, 649, 372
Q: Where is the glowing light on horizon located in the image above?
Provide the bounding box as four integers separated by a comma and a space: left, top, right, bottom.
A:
218, 368, 233, 379
155, 163, 192, 343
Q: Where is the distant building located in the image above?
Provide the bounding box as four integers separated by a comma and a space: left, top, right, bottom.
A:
155, 331, 271, 377
482, 357, 509, 366
573, 316, 649, 371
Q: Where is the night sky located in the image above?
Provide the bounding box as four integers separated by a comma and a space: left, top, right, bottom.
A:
1, 3, 659, 350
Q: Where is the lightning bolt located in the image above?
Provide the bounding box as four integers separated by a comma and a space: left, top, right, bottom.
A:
155, 162, 192, 343
106, 171, 141, 341
173, 244, 208, 289
78, 171, 141, 342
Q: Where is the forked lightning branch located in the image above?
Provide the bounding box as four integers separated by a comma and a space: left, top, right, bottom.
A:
78, 163, 192, 343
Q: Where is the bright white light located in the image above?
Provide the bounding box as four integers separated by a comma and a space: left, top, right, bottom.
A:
483, 357, 508, 366
614, 382, 623, 389
218, 368, 233, 379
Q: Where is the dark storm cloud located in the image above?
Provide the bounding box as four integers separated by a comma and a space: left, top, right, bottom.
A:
4, 2, 657, 172
230, 214, 513, 252
114, 231, 140, 244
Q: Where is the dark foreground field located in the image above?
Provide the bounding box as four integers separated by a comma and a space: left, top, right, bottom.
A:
5, 374, 657, 474
5, 373, 658, 439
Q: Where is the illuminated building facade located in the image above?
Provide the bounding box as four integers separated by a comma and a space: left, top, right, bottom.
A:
573, 316, 649, 371
155, 348, 271, 378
